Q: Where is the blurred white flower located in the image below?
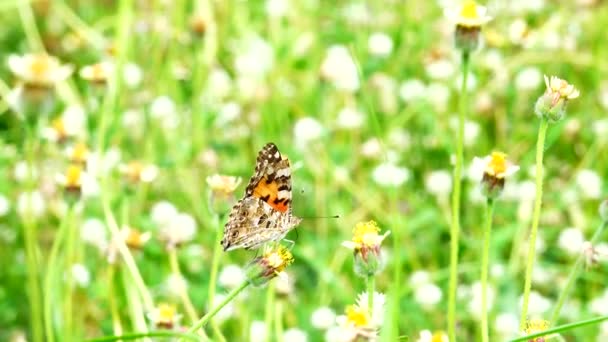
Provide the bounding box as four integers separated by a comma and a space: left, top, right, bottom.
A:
558, 227, 585, 256
81, 217, 107, 251
234, 36, 274, 79
149, 95, 180, 129
515, 67, 542, 91
425, 170, 453, 197
517, 180, 536, 202
414, 282, 442, 309
388, 129, 411, 150
336, 107, 364, 130
123, 62, 143, 88
444, 1, 492, 27
283, 328, 308, 342
341, 2, 370, 25
211, 293, 235, 322
293, 32, 315, 58
409, 270, 431, 288
425, 59, 455, 80
372, 163, 409, 187
0, 194, 10, 216
17, 191, 46, 218
599, 83, 608, 110
399, 79, 426, 102
468, 281, 494, 319
518, 291, 551, 316
86, 147, 121, 177
294, 117, 324, 149
311, 306, 337, 330
71, 263, 91, 288
8, 53, 73, 87
320, 45, 360, 92
356, 291, 385, 327
416, 330, 449, 342
575, 169, 602, 199
590, 289, 608, 315
151, 201, 178, 227
508, 19, 530, 46
495, 312, 519, 337
159, 212, 198, 248
360, 138, 382, 159
218, 264, 246, 289
266, 0, 289, 18
367, 32, 393, 57
165, 274, 187, 297
250, 320, 268, 342
216, 102, 242, 127
593, 119, 608, 143
41, 105, 87, 142
119, 161, 159, 183
450, 119, 480, 147
14, 161, 37, 183
426, 83, 451, 111
79, 61, 114, 83
207, 68, 233, 100
455, 71, 477, 92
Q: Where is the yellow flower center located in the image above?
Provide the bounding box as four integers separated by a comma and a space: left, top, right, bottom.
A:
65, 165, 82, 187
345, 305, 370, 327
52, 118, 67, 136
30, 56, 51, 77
91, 64, 106, 79
263, 246, 294, 272
158, 303, 176, 322
460, 1, 479, 19
125, 161, 144, 181
124, 228, 147, 249
524, 319, 550, 334
431, 331, 447, 342
352, 221, 381, 247
487, 151, 507, 176
71, 143, 89, 163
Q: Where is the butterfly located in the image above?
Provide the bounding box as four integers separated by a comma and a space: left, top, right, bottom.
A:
221, 143, 302, 251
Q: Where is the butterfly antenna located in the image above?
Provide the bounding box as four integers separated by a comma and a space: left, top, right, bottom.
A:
300, 214, 340, 220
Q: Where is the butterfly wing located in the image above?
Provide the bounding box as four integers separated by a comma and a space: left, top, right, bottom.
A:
245, 143, 293, 213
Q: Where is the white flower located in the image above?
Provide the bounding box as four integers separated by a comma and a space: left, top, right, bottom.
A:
283, 328, 308, 342
409, 270, 431, 289
250, 320, 268, 342
518, 291, 551, 316
123, 62, 143, 88
387, 129, 411, 150
216, 102, 242, 127
416, 330, 449, 342
159, 212, 197, 247
218, 264, 246, 289
469, 152, 520, 181
468, 281, 494, 319
399, 79, 426, 102
86, 147, 121, 177
575, 169, 602, 199
265, 0, 289, 18
206, 68, 233, 100
149, 96, 179, 129
294, 117, 324, 149
165, 274, 188, 297
320, 45, 360, 92
8, 53, 73, 86
41, 105, 87, 142
311, 306, 337, 330
517, 180, 536, 202
558, 227, 585, 256
14, 161, 37, 182
151, 201, 178, 227
336, 107, 364, 130
495, 312, 519, 337
0, 194, 10, 217
425, 170, 453, 197
355, 291, 386, 327
515, 67, 542, 91
590, 289, 608, 315
360, 138, 382, 159
414, 282, 442, 309
455, 72, 477, 92
234, 36, 274, 79
211, 294, 235, 322
371, 163, 409, 187
426, 83, 451, 111
444, 1, 493, 28
367, 32, 393, 57
425, 59, 455, 80
71, 263, 91, 288
81, 217, 108, 251
79, 61, 114, 83
17, 191, 46, 218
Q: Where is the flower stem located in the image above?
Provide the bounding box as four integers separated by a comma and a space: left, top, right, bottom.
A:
448, 50, 470, 342
550, 221, 608, 323
481, 198, 495, 342
520, 118, 549, 330
207, 214, 226, 341
367, 276, 375, 315
168, 248, 203, 330
63, 204, 78, 339
274, 300, 284, 342
265, 280, 276, 341
183, 280, 249, 338
107, 264, 123, 337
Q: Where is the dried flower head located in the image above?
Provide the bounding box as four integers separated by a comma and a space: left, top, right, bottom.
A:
472, 152, 519, 198
147, 303, 182, 329
342, 221, 390, 277
245, 245, 294, 287
535, 76, 579, 123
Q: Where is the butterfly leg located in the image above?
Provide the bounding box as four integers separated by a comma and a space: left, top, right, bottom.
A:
282, 239, 295, 251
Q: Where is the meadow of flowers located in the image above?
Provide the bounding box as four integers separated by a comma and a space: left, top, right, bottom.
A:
1, 0, 608, 341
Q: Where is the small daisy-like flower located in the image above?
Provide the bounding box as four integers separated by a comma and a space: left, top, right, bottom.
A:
119, 161, 159, 184
445, 1, 492, 52
147, 303, 182, 329
79, 61, 114, 85
65, 142, 89, 165
158, 212, 198, 249
342, 221, 390, 277
416, 330, 449, 342
56, 164, 85, 198
522, 319, 554, 342
320, 45, 360, 92
311, 306, 337, 330
471, 151, 519, 198
41, 106, 87, 143
329, 291, 385, 341
8, 53, 73, 88
121, 226, 152, 250
535, 76, 579, 123
206, 174, 242, 198
245, 245, 294, 287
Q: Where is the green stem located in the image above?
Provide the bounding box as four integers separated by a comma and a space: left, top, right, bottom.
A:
86, 331, 200, 342
168, 249, 201, 326
367, 276, 375, 315
107, 265, 123, 337
520, 118, 549, 330
274, 300, 283, 342
265, 280, 275, 341
550, 221, 608, 323
207, 214, 226, 341
63, 204, 78, 339
183, 280, 250, 339
448, 50, 469, 342
480, 198, 495, 342
509, 315, 608, 342
43, 206, 74, 342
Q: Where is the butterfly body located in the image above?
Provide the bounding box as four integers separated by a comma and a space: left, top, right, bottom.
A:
222, 143, 301, 251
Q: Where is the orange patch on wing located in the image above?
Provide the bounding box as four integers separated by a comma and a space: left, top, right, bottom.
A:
252, 178, 289, 213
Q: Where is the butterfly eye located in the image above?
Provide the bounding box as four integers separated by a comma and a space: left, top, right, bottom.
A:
231, 231, 239, 238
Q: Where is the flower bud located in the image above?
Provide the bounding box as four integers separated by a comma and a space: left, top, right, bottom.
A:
245, 246, 294, 287
534, 75, 579, 123
342, 221, 391, 277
